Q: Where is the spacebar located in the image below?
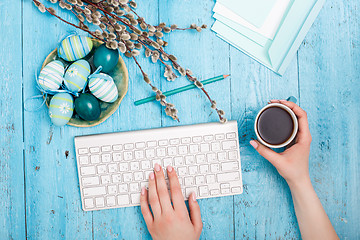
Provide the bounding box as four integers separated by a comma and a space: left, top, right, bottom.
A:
83, 186, 106, 197
217, 172, 240, 182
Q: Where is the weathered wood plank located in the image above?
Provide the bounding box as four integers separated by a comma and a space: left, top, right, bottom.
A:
0, 0, 26, 239
298, 0, 360, 238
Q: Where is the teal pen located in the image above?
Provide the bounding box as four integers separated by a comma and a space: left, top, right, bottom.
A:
134, 74, 230, 106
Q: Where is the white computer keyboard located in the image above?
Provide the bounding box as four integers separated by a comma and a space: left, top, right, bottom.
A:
74, 121, 243, 211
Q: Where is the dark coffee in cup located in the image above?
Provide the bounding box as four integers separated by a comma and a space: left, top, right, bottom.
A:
257, 107, 294, 145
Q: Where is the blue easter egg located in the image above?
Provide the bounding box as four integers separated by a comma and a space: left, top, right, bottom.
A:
58, 35, 93, 62
49, 92, 74, 127
38, 60, 64, 91
88, 73, 118, 103
64, 59, 91, 92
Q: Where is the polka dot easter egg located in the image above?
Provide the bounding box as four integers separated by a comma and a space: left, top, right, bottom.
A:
38, 60, 64, 91
88, 73, 119, 103
49, 92, 74, 127
58, 35, 93, 62
64, 59, 91, 93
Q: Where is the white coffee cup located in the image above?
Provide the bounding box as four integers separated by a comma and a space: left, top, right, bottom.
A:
254, 102, 298, 148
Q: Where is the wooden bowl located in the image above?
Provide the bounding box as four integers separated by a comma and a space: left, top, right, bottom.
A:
42, 39, 129, 127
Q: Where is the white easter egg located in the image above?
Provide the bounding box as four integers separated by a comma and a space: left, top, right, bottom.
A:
88, 73, 118, 103
38, 60, 64, 91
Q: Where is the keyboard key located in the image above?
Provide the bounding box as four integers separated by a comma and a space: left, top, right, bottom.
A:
215, 134, 225, 140
218, 152, 227, 161
206, 174, 216, 184
189, 144, 199, 154
82, 176, 100, 186
217, 172, 240, 182
163, 158, 173, 167
118, 184, 128, 193
195, 176, 205, 185
112, 144, 122, 151
90, 155, 100, 164
221, 183, 230, 189
200, 143, 210, 152
188, 166, 198, 175
106, 196, 116, 206
178, 146, 188, 155
185, 187, 197, 198
108, 185, 117, 195
158, 139, 168, 146
101, 153, 111, 163
145, 149, 155, 158
130, 162, 140, 171
84, 198, 94, 209
222, 140, 237, 150
204, 135, 214, 142
147, 141, 157, 148
211, 142, 221, 151
181, 137, 191, 144
131, 193, 141, 204
108, 163, 118, 173
210, 164, 220, 173
135, 142, 146, 149
129, 183, 139, 192
113, 153, 122, 162
199, 165, 209, 174
156, 148, 166, 157
192, 136, 202, 143
167, 146, 177, 156
101, 175, 111, 184
199, 186, 209, 197
221, 188, 230, 194
101, 145, 111, 152
169, 138, 180, 145
117, 195, 130, 205
123, 173, 133, 182
152, 159, 162, 168
185, 156, 195, 165
178, 167, 188, 176
134, 150, 145, 160
210, 189, 220, 196
124, 143, 134, 150
79, 156, 89, 165
112, 174, 121, 183
81, 166, 96, 176
124, 151, 133, 161
83, 186, 106, 197
78, 148, 88, 155
184, 177, 194, 186
141, 160, 151, 169
140, 182, 149, 189
222, 162, 239, 171
144, 171, 153, 180
232, 187, 242, 193
196, 154, 206, 164
207, 153, 217, 162
174, 157, 184, 166
119, 163, 129, 171
228, 151, 238, 160
97, 165, 107, 174
134, 172, 144, 181
226, 132, 236, 139
89, 147, 100, 153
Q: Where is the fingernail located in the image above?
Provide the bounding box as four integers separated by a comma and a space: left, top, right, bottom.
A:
149, 172, 155, 180
192, 192, 197, 202
167, 165, 173, 172
141, 187, 146, 195
250, 140, 258, 149
154, 163, 161, 172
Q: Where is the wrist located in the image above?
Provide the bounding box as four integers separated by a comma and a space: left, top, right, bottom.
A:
286, 176, 312, 192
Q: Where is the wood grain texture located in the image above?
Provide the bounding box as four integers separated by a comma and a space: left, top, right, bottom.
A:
0, 1, 26, 239
0, 0, 358, 239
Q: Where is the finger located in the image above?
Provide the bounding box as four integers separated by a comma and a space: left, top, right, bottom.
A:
140, 187, 154, 227
154, 163, 172, 213
250, 140, 282, 168
279, 100, 312, 144
167, 165, 187, 212
148, 172, 161, 218
188, 193, 203, 233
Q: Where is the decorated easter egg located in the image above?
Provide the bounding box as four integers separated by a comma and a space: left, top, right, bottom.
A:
88, 73, 118, 103
38, 60, 64, 91
58, 35, 93, 62
49, 92, 74, 127
93, 44, 119, 73
75, 93, 101, 121
64, 59, 91, 92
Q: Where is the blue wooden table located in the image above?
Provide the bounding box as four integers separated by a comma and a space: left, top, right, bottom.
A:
1, 0, 359, 239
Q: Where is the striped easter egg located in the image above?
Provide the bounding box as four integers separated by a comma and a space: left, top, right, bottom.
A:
49, 92, 74, 127
88, 73, 118, 103
58, 35, 93, 62
64, 59, 91, 93
38, 60, 64, 91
